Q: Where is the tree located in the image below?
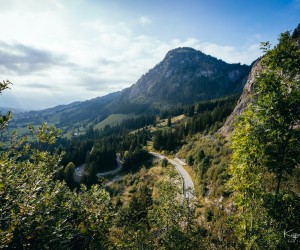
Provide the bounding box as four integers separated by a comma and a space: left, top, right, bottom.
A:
148, 166, 206, 249
228, 31, 300, 248
255, 32, 300, 198
167, 115, 172, 127
64, 162, 75, 187
0, 80, 12, 136
161, 158, 168, 168
0, 83, 112, 249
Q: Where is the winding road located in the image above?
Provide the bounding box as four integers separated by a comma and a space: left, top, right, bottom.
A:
74, 151, 196, 203
96, 155, 123, 177
73, 154, 123, 182
149, 152, 195, 201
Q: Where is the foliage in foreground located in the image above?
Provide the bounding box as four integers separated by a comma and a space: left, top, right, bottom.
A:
228, 31, 300, 249
0, 82, 112, 249
0, 81, 207, 249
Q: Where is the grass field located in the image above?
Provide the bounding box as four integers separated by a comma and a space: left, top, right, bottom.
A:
93, 113, 138, 130
155, 114, 188, 128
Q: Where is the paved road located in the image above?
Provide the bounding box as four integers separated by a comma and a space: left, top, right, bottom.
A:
73, 154, 123, 182
149, 152, 195, 201
149, 151, 166, 160
105, 175, 123, 186
96, 155, 123, 177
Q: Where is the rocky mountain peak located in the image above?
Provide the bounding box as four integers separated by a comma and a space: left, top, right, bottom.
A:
164, 47, 201, 60
121, 47, 250, 105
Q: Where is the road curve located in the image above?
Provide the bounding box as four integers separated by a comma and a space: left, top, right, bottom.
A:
96, 155, 123, 177
73, 154, 123, 182
149, 152, 195, 201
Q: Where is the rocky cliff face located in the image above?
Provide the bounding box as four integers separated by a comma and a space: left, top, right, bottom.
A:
219, 59, 262, 136
120, 47, 250, 105
220, 22, 300, 137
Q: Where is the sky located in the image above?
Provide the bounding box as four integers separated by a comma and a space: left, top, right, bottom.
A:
0, 0, 299, 110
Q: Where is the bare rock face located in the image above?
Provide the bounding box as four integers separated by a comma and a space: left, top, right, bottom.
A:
219, 59, 262, 137
220, 23, 300, 137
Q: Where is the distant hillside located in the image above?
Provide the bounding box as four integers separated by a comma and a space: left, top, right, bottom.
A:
120, 47, 251, 105
11, 91, 121, 134
94, 113, 138, 130
11, 47, 251, 135
0, 107, 30, 114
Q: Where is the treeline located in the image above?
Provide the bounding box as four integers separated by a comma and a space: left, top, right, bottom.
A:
60, 139, 93, 166
60, 114, 154, 162
164, 95, 238, 136
153, 129, 182, 151
180, 95, 238, 135
119, 129, 151, 155
60, 127, 152, 186
159, 95, 239, 119
96, 114, 156, 137
118, 129, 153, 173
152, 95, 239, 152
83, 139, 117, 184
122, 148, 152, 172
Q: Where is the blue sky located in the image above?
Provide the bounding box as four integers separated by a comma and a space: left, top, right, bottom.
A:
0, 0, 299, 110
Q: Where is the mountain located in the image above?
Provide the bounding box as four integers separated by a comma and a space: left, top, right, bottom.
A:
0, 107, 30, 114
13, 91, 121, 128
12, 47, 251, 133
119, 47, 250, 105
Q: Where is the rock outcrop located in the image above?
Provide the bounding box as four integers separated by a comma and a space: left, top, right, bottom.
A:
219, 59, 262, 137
220, 22, 300, 137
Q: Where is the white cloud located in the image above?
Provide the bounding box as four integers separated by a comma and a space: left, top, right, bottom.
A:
139, 16, 152, 25
196, 42, 261, 64
169, 38, 261, 64
0, 0, 262, 110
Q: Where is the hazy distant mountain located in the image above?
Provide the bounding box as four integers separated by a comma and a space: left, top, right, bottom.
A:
119, 47, 251, 105
13, 91, 121, 127
0, 107, 30, 114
